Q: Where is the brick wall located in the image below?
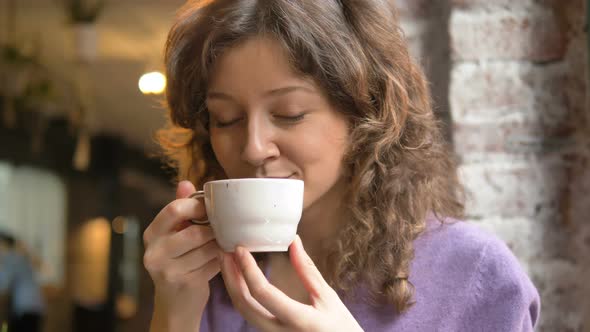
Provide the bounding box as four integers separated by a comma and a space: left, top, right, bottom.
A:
449, 1, 589, 331
398, 0, 590, 330
396, 0, 454, 140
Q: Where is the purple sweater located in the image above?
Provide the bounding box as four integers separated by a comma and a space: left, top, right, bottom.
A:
200, 220, 540, 331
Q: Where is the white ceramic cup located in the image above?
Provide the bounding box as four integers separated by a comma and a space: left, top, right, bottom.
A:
190, 178, 304, 252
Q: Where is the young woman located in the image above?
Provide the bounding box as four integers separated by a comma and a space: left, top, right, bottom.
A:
143, 1, 540, 331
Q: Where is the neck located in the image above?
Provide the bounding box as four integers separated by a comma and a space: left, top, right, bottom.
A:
296, 178, 347, 262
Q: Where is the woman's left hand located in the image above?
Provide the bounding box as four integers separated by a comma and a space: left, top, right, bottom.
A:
220, 235, 364, 332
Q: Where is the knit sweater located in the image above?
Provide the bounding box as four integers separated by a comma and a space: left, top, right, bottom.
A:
200, 220, 540, 331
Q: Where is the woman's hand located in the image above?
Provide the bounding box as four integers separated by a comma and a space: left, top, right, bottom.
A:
143, 180, 222, 332
220, 235, 364, 332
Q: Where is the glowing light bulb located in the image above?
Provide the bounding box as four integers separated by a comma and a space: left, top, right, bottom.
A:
138, 71, 166, 94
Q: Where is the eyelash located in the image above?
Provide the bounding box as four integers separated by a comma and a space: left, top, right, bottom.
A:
214, 113, 306, 128
214, 118, 242, 128
276, 113, 306, 123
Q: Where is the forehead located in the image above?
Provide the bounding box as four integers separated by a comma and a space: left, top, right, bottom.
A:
207, 37, 315, 94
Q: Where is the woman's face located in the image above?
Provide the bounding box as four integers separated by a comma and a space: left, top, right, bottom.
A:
206, 37, 349, 210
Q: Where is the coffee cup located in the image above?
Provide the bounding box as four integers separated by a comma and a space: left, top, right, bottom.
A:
189, 178, 304, 252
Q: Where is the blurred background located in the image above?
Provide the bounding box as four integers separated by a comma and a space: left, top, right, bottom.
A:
0, 0, 588, 331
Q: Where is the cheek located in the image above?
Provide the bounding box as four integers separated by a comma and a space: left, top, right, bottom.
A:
209, 132, 238, 173
292, 138, 346, 209
287, 126, 348, 181
209, 133, 222, 162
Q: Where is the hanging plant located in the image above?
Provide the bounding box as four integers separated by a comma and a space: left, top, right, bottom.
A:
1, 44, 35, 65
61, 0, 107, 62
64, 0, 107, 24
0, 44, 36, 127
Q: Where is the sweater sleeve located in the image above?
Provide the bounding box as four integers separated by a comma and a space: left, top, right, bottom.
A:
459, 236, 541, 332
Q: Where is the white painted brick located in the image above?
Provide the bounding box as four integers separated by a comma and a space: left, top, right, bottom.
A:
450, 1, 589, 330
458, 158, 568, 218
531, 260, 588, 331
468, 217, 541, 271
452, 0, 555, 11
450, 61, 570, 123
452, 117, 577, 158
394, 0, 433, 19
570, 151, 590, 223
450, 8, 566, 61
399, 18, 429, 62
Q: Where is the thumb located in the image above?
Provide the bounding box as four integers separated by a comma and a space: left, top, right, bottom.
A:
173, 180, 199, 232
289, 235, 330, 301
176, 180, 197, 199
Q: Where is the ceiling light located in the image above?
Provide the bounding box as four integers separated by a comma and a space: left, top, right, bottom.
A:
138, 71, 166, 95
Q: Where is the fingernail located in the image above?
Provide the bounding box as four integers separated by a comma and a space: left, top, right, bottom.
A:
295, 234, 302, 247
235, 246, 244, 259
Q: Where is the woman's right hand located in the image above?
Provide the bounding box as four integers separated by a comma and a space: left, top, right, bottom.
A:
143, 180, 222, 332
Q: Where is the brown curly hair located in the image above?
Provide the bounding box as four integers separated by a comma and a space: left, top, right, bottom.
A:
157, 0, 464, 313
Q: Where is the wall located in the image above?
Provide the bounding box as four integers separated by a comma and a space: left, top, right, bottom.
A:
397, 0, 590, 330
396, 0, 454, 139
449, 1, 589, 331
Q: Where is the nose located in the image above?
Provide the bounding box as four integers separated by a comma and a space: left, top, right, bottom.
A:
240, 115, 279, 166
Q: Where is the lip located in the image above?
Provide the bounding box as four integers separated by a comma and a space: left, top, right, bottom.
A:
257, 173, 296, 179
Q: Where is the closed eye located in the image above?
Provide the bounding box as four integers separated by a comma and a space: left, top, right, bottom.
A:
212, 113, 306, 128
275, 113, 306, 123
213, 117, 243, 128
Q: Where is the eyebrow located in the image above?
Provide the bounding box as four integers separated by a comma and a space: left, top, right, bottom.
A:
206, 85, 315, 102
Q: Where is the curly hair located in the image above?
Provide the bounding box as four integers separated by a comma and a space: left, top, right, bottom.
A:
158, 0, 465, 313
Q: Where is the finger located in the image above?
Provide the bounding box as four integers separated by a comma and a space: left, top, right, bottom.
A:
182, 244, 222, 282
164, 225, 215, 258
196, 256, 222, 282
143, 228, 212, 275
175, 240, 221, 273
289, 235, 330, 301
152, 240, 220, 285
220, 253, 277, 325
144, 198, 207, 244
176, 180, 197, 199
235, 247, 310, 325
174, 181, 200, 231
165, 256, 221, 288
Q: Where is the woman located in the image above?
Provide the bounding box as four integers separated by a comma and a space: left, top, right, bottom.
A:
143, 1, 540, 331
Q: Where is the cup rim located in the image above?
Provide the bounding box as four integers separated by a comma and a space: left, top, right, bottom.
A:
204, 178, 303, 185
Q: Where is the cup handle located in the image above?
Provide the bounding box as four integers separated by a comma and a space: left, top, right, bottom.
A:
189, 191, 210, 225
